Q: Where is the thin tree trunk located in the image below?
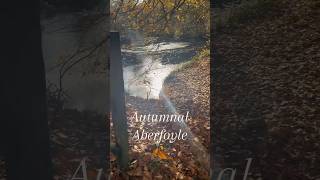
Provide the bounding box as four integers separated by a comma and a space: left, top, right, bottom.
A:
110, 32, 129, 170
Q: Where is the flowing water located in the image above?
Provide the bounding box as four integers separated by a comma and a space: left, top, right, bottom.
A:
122, 32, 199, 99
42, 15, 199, 112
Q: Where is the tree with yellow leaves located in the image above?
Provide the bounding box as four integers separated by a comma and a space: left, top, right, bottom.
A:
112, 0, 210, 39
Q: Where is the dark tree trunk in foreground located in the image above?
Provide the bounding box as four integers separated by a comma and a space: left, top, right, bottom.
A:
1, 0, 52, 179
110, 32, 129, 170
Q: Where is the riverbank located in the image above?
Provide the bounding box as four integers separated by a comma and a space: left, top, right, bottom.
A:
162, 48, 210, 148
110, 49, 211, 178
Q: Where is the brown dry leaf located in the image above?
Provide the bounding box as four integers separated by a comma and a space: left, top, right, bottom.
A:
152, 147, 172, 160
142, 166, 152, 180
127, 166, 143, 177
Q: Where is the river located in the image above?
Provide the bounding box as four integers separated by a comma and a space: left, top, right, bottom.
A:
122, 31, 199, 99
42, 14, 201, 112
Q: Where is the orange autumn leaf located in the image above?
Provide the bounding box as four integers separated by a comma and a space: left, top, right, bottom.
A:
152, 147, 171, 160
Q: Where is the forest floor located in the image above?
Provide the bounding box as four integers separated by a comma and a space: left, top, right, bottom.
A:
212, 0, 320, 179
0, 108, 108, 180
110, 53, 210, 179
48, 109, 108, 180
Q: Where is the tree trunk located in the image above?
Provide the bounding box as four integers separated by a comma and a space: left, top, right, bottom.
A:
1, 0, 52, 179
110, 32, 129, 170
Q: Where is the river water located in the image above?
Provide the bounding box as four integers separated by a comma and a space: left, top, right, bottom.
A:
121, 31, 199, 99
42, 14, 199, 112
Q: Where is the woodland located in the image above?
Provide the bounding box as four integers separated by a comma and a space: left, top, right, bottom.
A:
110, 1, 210, 179
0, 0, 319, 180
